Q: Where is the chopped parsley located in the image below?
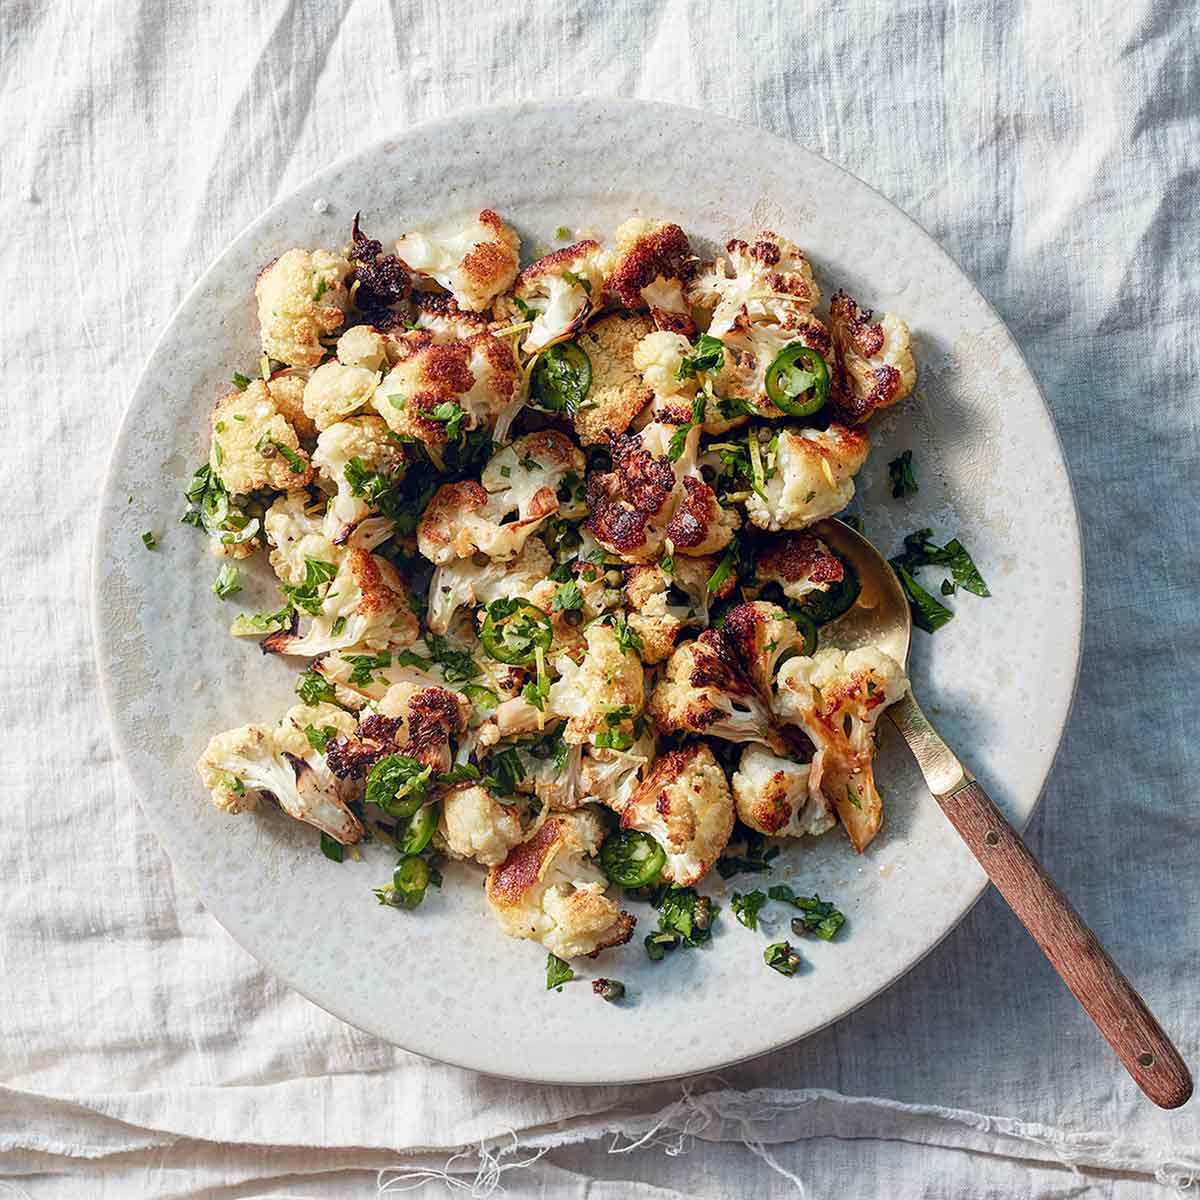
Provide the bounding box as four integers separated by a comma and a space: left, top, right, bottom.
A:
554, 225, 571, 240
768, 886, 845, 940
231, 371, 252, 390
888, 450, 918, 499
429, 401, 466, 443
319, 832, 344, 862
764, 942, 802, 976
732, 889, 768, 930
212, 564, 241, 599
667, 394, 706, 462
716, 827, 780, 879
141, 531, 158, 550
676, 333, 726, 380
345, 650, 392, 686
560, 268, 591, 294
296, 669, 338, 707
546, 953, 575, 991
550, 580, 583, 613
304, 724, 338, 753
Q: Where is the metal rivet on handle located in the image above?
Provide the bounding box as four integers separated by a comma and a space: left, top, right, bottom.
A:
984, 831, 1000, 846
1138, 1052, 1155, 1067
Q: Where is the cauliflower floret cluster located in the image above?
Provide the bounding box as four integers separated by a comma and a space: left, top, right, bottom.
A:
396, 209, 520, 313
194, 207, 921, 971
196, 702, 361, 843
211, 381, 313, 494
485, 811, 635, 959
616, 743, 733, 886
775, 646, 909, 851
256, 247, 351, 368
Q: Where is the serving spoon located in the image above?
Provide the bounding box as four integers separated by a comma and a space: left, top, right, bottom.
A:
812, 518, 1192, 1110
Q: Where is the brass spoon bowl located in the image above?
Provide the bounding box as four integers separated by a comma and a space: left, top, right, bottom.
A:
812, 518, 1192, 1110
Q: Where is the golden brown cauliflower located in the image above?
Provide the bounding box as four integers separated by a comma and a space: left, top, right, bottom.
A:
774, 646, 908, 852
395, 209, 520, 312
731, 744, 835, 838
335, 325, 390, 372
617, 743, 733, 886
311, 416, 405, 544
262, 493, 338, 586
266, 369, 316, 440
828, 291, 917, 424
600, 219, 695, 335
373, 327, 518, 445
210, 381, 313, 494
256, 247, 351, 368
484, 810, 635, 959
302, 361, 381, 432
572, 313, 656, 446
744, 424, 869, 533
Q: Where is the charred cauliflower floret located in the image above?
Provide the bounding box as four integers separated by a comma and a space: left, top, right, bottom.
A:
756, 533, 845, 602
302, 361, 382, 432
484, 810, 635, 959
710, 316, 833, 421
774, 646, 908, 852
256, 247, 351, 368
665, 475, 738, 557
584, 421, 696, 563
373, 327, 518, 444
416, 432, 580, 565
745, 424, 869, 532
210, 381, 313, 494
263, 548, 419, 657
623, 564, 692, 664
721, 601, 805, 697
395, 209, 520, 312
618, 743, 733, 886
326, 683, 470, 780
572, 313, 656, 446
732, 744, 835, 838
649, 629, 782, 751
266, 369, 316, 440
426, 537, 552, 635
690, 232, 818, 338
829, 291, 917, 424
311, 416, 405, 544
196, 709, 362, 843
263, 493, 337, 586
505, 241, 605, 353
436, 784, 524, 866
600, 219, 695, 335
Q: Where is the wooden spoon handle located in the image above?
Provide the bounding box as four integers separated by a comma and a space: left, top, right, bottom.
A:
939, 778, 1192, 1109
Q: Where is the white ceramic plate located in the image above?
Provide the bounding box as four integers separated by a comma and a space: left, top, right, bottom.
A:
93, 99, 1082, 1084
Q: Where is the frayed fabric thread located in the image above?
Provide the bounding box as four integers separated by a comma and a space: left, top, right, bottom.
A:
377, 1133, 548, 1197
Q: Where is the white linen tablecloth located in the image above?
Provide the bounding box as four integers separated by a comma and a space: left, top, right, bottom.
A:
2, 1, 1197, 1195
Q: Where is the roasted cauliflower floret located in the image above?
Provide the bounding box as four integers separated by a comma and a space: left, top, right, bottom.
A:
732, 744, 835, 838
829, 291, 917, 423
437, 784, 524, 866
632, 330, 696, 399
302, 361, 381, 432
266, 369, 316, 440
210, 381, 313, 494
689, 232, 818, 338
709, 315, 832, 420
600, 219, 695, 335
548, 622, 645, 744
263, 548, 419, 657
395, 209, 520, 312
311, 416, 405, 544
196, 714, 362, 843
774, 646, 909, 852
335, 324, 390, 372
326, 684, 470, 779
506, 240, 605, 353
572, 314, 656, 446
426, 537, 552, 635
578, 729, 655, 811
623, 565, 690, 664
756, 533, 845, 602
373, 327, 518, 444
256, 247, 351, 368
485, 811, 635, 959
721, 601, 804, 697
649, 630, 782, 751
584, 421, 697, 563
263, 493, 337, 586
665, 476, 738, 557
618, 743, 733, 886
417, 432, 580, 565
745, 424, 869, 532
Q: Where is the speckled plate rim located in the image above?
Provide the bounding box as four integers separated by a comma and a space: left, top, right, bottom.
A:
92, 98, 1084, 1085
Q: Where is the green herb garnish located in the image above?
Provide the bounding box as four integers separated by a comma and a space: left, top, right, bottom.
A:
888, 450, 918, 499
